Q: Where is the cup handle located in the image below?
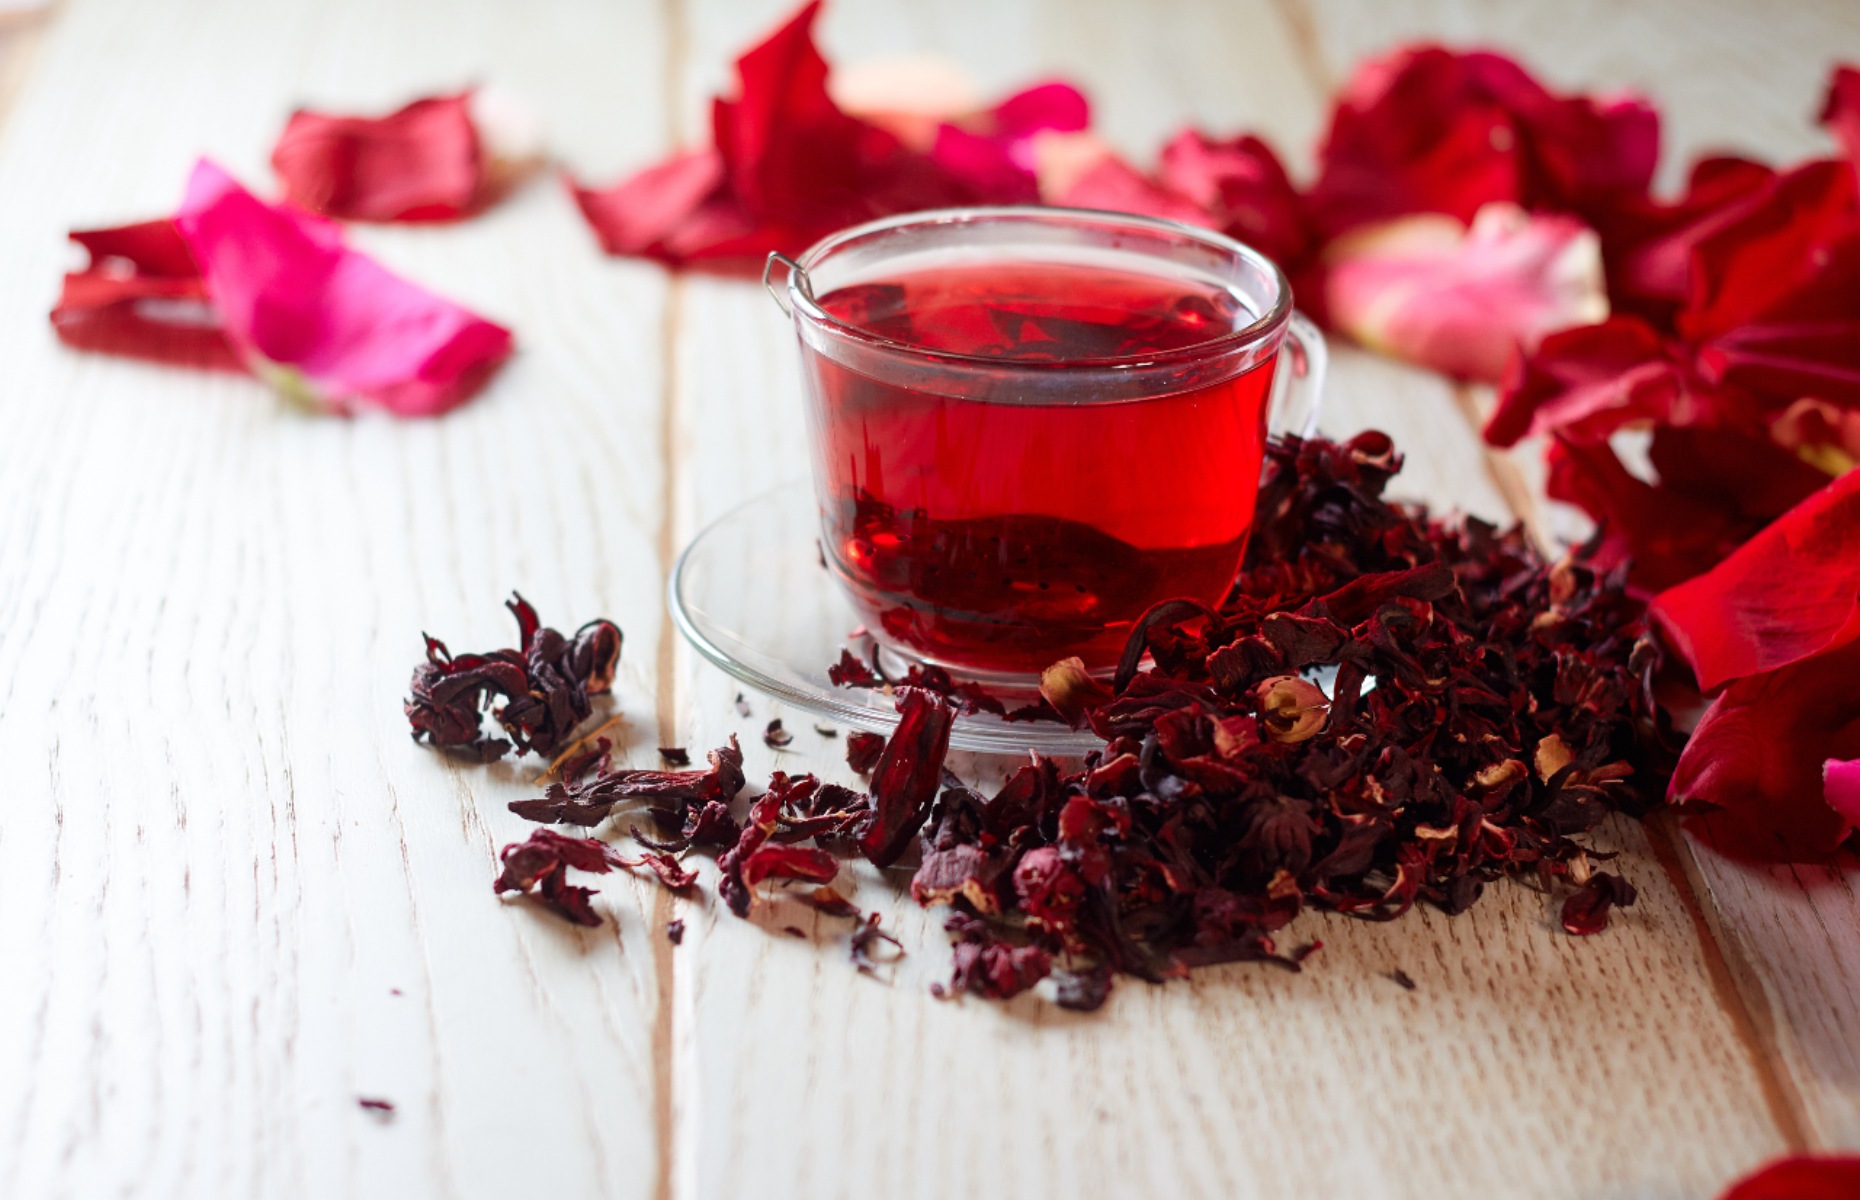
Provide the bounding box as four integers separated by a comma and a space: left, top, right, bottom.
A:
763, 252, 812, 319
1272, 310, 1328, 439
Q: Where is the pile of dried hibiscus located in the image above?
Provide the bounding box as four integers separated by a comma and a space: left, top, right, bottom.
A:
435, 431, 1668, 1010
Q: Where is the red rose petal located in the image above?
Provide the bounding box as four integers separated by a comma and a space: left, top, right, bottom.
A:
928, 81, 1088, 203
1156, 130, 1310, 266
1541, 438, 1754, 592
1307, 45, 1656, 239
1653, 468, 1860, 692
1485, 317, 1692, 446
1718, 1156, 1860, 1200
1596, 155, 1775, 323
1680, 160, 1858, 342
271, 92, 484, 222
1820, 65, 1860, 172
1671, 639, 1860, 861
50, 219, 241, 370
573, 1, 1087, 268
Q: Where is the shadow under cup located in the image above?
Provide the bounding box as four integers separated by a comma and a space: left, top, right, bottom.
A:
772, 207, 1326, 680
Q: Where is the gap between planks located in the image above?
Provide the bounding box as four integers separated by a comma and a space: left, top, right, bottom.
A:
652, 1, 691, 1196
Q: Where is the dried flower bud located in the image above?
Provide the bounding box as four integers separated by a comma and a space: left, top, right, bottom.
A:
1254, 675, 1330, 743
1038, 656, 1115, 728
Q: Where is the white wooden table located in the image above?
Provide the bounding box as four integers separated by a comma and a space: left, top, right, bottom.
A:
4, 2, 1859, 1197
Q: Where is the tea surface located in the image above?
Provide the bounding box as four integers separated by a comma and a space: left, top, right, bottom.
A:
808, 259, 1274, 673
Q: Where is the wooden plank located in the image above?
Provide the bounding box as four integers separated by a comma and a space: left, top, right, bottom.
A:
0, 1, 677, 1196
663, 3, 1793, 1197
1297, 0, 1860, 1160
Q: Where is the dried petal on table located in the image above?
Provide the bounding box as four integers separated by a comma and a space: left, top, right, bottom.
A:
1560, 871, 1637, 935
844, 730, 885, 774
856, 688, 957, 868
849, 913, 903, 976
408, 593, 621, 761
494, 827, 626, 927
509, 736, 744, 829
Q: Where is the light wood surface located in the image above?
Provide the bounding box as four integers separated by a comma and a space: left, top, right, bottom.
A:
3, 2, 1858, 1198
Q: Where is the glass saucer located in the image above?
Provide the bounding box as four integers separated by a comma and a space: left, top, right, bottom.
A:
668, 479, 1108, 756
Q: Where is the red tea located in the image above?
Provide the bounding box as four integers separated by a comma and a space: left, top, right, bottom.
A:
805, 258, 1275, 675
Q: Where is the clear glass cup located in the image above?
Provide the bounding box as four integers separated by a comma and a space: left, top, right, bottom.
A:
765, 206, 1326, 679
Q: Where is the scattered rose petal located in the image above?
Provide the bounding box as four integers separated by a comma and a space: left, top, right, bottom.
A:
1718, 1156, 1860, 1200
271, 89, 539, 222
1322, 203, 1608, 382
1653, 468, 1860, 693
572, 2, 1070, 268
50, 220, 241, 370
1052, 151, 1217, 230
1307, 44, 1657, 239
1157, 130, 1310, 267
177, 159, 514, 416
1671, 640, 1860, 860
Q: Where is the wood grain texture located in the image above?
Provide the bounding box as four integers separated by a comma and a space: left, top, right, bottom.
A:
3, 1, 1853, 1198
0, 0, 677, 1196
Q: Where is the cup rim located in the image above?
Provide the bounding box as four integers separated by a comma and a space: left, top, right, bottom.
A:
787, 205, 1293, 372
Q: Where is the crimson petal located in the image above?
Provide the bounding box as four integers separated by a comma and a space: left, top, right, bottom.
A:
1718, 1156, 1860, 1200
271, 92, 484, 222
50, 220, 241, 370
1653, 468, 1860, 692
1670, 640, 1860, 860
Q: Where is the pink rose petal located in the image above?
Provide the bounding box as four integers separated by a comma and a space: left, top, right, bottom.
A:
176, 159, 513, 417
1322, 202, 1608, 382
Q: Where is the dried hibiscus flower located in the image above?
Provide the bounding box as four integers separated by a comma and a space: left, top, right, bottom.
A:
406, 594, 621, 761
844, 730, 885, 774
271, 88, 541, 222
508, 736, 744, 828
494, 827, 626, 927
1560, 872, 1638, 935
